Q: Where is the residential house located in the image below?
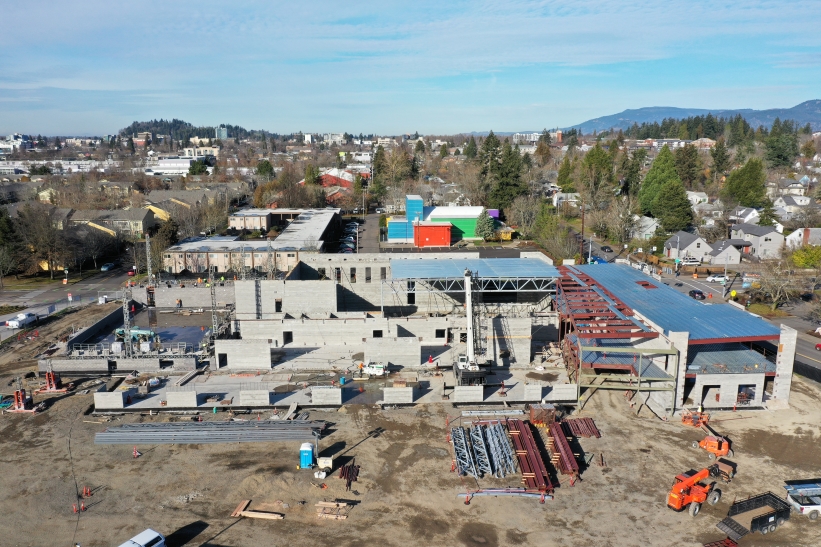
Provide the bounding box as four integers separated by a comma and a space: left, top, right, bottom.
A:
98, 181, 135, 198
663, 231, 712, 262
69, 209, 157, 237
730, 224, 784, 258
144, 190, 209, 208
38, 187, 56, 203
774, 195, 812, 214
767, 177, 807, 198
182, 146, 220, 159
686, 191, 709, 206
630, 215, 660, 240
552, 192, 580, 208
786, 228, 821, 249
728, 206, 759, 225
707, 239, 743, 265
694, 202, 723, 227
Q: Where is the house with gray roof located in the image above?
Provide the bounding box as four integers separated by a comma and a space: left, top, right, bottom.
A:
707, 239, 743, 265
70, 208, 156, 237
663, 231, 712, 262
730, 223, 784, 258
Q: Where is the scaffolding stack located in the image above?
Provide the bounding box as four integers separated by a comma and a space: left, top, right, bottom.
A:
451, 426, 478, 478
484, 423, 517, 478
470, 426, 493, 477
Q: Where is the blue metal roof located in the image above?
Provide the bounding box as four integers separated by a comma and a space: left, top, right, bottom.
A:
390, 258, 559, 279
576, 264, 780, 342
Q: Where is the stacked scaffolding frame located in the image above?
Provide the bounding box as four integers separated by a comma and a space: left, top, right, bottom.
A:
557, 266, 679, 415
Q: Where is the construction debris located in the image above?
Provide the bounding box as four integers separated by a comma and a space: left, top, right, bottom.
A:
315, 500, 351, 520
230, 500, 284, 520
561, 417, 601, 438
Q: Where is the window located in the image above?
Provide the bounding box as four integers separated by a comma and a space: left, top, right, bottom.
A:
350, 268, 356, 283
318, 267, 327, 280
287, 253, 295, 257
283, 331, 293, 344
435, 329, 446, 338
275, 299, 282, 312
373, 330, 383, 338
764, 237, 771, 242
696, 243, 701, 248
380, 267, 387, 280
335, 267, 341, 282
365, 267, 371, 283
178, 254, 183, 258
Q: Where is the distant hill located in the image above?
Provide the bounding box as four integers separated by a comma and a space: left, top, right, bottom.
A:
119, 119, 268, 141
568, 100, 821, 134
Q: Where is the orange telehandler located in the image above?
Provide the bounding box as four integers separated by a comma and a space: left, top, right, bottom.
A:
667, 466, 723, 517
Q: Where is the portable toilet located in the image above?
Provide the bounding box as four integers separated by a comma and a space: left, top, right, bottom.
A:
299, 442, 314, 469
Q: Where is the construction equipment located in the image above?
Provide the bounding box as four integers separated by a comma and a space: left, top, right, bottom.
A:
455, 269, 491, 386
33, 365, 72, 394
7, 377, 37, 413
682, 408, 709, 428
784, 479, 821, 521
114, 327, 157, 342
716, 492, 791, 540
691, 424, 733, 459
317, 456, 334, 474
667, 465, 723, 516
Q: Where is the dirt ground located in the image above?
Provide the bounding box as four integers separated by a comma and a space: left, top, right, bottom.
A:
1, 360, 821, 546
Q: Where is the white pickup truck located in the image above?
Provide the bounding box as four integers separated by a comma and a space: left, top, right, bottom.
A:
6, 313, 37, 329
784, 480, 821, 521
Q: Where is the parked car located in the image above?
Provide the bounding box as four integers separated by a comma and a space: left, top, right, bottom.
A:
600, 246, 613, 253
681, 257, 701, 266
706, 275, 728, 283
100, 262, 116, 271
588, 256, 607, 264
688, 289, 706, 300
6, 313, 37, 329
127, 268, 137, 277
117, 528, 166, 547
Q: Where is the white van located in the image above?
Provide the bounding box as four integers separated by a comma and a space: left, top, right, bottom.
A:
681, 257, 701, 266
118, 529, 166, 547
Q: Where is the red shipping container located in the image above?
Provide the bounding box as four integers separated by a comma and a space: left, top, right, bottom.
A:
414, 222, 451, 247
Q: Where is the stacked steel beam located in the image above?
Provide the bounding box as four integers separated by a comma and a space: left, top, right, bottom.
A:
507, 419, 552, 492
484, 423, 517, 478
470, 427, 493, 477
451, 426, 478, 478
561, 417, 601, 438
94, 420, 324, 445
548, 422, 580, 476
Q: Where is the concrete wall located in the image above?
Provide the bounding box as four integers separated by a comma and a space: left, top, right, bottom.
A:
364, 336, 421, 368
382, 387, 415, 404
693, 372, 765, 408
543, 384, 577, 402
215, 339, 271, 370
166, 390, 198, 407
453, 385, 484, 402
239, 390, 270, 406
489, 316, 532, 365
773, 325, 796, 404
144, 285, 236, 308
67, 305, 124, 347
235, 279, 337, 319
94, 391, 127, 409
311, 386, 342, 405
45, 359, 110, 373
523, 384, 543, 400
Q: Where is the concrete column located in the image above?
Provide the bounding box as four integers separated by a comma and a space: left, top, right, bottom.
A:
666, 331, 690, 411
773, 325, 797, 403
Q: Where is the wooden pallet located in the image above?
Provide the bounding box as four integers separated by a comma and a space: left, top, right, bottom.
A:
315, 501, 350, 520
231, 500, 284, 520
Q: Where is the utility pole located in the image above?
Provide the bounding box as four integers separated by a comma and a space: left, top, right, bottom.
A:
145, 232, 152, 285
240, 243, 246, 281
579, 202, 585, 260
122, 288, 132, 358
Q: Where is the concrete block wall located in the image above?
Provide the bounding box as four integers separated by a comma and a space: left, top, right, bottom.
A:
543, 384, 577, 402
692, 372, 765, 408
488, 316, 532, 365
46, 359, 110, 373
364, 336, 421, 368
239, 390, 270, 406
215, 339, 271, 369
453, 386, 484, 402
240, 317, 395, 347
664, 330, 690, 410
523, 384, 543, 400
113, 359, 161, 372
774, 325, 796, 403
94, 391, 127, 409
67, 305, 124, 347
236, 279, 337, 319
382, 387, 415, 404
311, 387, 342, 405
146, 286, 235, 308
166, 390, 198, 407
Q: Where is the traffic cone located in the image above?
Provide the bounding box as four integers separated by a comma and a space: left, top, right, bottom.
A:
80, 502, 86, 512
72, 504, 77, 513
133, 446, 141, 458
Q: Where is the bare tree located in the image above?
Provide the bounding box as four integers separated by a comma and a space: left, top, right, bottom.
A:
607, 196, 639, 244
0, 246, 17, 288
83, 227, 114, 268
507, 195, 542, 239
757, 259, 802, 311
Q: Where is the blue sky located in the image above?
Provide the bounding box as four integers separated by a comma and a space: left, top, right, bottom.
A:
1, 0, 820, 135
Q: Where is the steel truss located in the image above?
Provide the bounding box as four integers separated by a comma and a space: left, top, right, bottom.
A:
451, 426, 478, 478
470, 426, 493, 477
384, 276, 557, 294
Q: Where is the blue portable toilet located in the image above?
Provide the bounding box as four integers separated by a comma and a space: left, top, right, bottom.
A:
340, 376, 346, 386
299, 442, 314, 469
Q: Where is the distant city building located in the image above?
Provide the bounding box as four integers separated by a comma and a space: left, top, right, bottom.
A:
513, 133, 540, 145
216, 125, 228, 140
323, 133, 345, 145
376, 137, 396, 148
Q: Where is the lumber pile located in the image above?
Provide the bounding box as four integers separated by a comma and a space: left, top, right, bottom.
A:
230, 499, 284, 520
316, 500, 351, 520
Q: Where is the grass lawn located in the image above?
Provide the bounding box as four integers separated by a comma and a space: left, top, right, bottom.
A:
1, 270, 101, 289
747, 303, 791, 318
0, 305, 26, 315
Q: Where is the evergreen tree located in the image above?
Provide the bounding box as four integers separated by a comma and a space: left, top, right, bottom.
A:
710, 138, 731, 180
765, 117, 799, 168
464, 136, 478, 159
722, 157, 767, 207
474, 209, 496, 241
372, 145, 387, 181
188, 160, 208, 175
489, 141, 526, 211
534, 141, 551, 166
256, 160, 274, 179
580, 143, 613, 195
757, 200, 778, 227
478, 131, 501, 180
619, 149, 646, 196
655, 179, 693, 232
638, 145, 679, 216
538, 129, 552, 145
674, 143, 700, 188
127, 137, 135, 153
439, 144, 449, 158
800, 139, 816, 159
304, 164, 320, 185
557, 155, 575, 192
414, 140, 425, 154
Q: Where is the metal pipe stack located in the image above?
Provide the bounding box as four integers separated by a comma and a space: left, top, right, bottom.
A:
94, 420, 325, 445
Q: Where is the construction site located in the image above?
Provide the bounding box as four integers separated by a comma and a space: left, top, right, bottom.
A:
1, 252, 820, 546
